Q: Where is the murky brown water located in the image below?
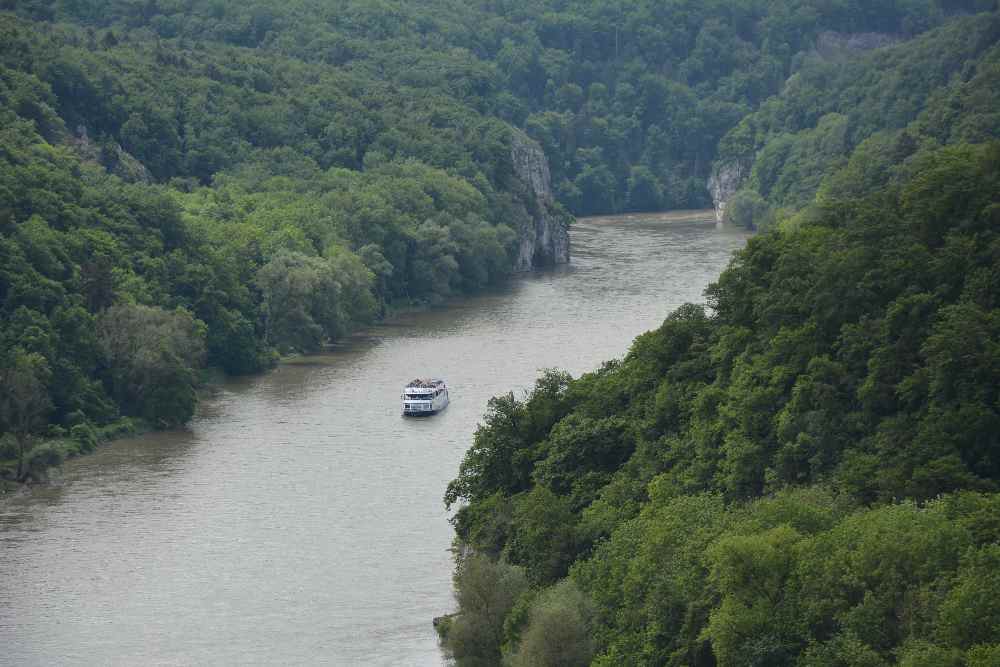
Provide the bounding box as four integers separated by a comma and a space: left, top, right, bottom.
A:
0, 212, 748, 666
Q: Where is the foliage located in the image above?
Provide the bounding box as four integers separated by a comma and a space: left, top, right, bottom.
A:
443, 553, 529, 667
723, 189, 774, 230
3, 0, 975, 219
447, 138, 1000, 665
0, 348, 52, 480
0, 1, 544, 466
508, 579, 596, 667
3, 1, 995, 469
716, 12, 1000, 225
95, 303, 205, 426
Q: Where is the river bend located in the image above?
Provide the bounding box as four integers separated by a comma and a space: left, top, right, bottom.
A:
0, 212, 749, 666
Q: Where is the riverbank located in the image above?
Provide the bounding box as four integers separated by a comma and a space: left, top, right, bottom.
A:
0, 417, 142, 492
0, 282, 514, 491
0, 210, 733, 492
0, 210, 742, 493
0, 214, 749, 664
580, 208, 718, 225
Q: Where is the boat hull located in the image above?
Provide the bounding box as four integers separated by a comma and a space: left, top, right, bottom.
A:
402, 399, 449, 416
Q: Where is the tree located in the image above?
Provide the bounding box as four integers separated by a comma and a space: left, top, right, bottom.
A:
507, 486, 579, 585
255, 250, 342, 353
445, 392, 530, 511
723, 189, 773, 230
96, 303, 205, 426
0, 349, 52, 481
446, 554, 529, 667
510, 579, 596, 667
625, 165, 663, 212
705, 525, 805, 666
936, 544, 1000, 650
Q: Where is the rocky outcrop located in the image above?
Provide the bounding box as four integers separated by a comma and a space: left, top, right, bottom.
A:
70, 125, 152, 184
509, 129, 570, 271
707, 31, 901, 222
815, 31, 901, 58
708, 159, 750, 224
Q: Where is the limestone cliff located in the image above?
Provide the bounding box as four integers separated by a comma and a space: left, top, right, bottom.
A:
509, 129, 570, 271
71, 125, 152, 184
708, 31, 900, 222
708, 159, 750, 224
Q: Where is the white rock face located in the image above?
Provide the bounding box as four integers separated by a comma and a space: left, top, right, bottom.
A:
706, 31, 899, 222
510, 129, 570, 271
708, 160, 749, 224
71, 125, 152, 184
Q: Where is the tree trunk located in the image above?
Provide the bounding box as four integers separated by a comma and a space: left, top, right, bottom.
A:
15, 434, 30, 482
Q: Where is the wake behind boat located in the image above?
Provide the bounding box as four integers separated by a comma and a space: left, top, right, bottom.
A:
402, 378, 450, 416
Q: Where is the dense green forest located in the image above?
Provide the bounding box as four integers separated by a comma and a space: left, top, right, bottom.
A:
718, 11, 1000, 229
441, 9, 1000, 666
2, 2, 1000, 663
4, 0, 988, 215
443, 146, 1000, 665
0, 1, 543, 480
6, 0, 988, 480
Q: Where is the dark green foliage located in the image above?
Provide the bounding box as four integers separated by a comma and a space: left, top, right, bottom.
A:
1, 4, 999, 662
723, 189, 774, 230
509, 579, 596, 667
0, 348, 52, 480
95, 303, 205, 426
0, 0, 554, 467
443, 554, 529, 667
718, 11, 1000, 223
3, 0, 972, 218
448, 139, 1000, 665
1, 4, 991, 475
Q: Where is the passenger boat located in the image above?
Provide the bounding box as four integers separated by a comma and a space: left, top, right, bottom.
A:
402, 378, 450, 416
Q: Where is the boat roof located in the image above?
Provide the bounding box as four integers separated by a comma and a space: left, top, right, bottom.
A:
405, 378, 446, 388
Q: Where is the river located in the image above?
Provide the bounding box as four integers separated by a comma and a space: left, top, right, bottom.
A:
0, 212, 749, 666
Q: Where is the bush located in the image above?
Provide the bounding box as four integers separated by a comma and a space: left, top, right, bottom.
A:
24, 442, 64, 481
509, 579, 596, 667
97, 417, 138, 441
723, 189, 774, 230
446, 554, 529, 666
70, 422, 99, 453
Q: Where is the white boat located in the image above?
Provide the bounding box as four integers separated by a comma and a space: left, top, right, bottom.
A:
402, 378, 450, 416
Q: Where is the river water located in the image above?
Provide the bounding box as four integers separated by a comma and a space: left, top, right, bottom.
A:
0, 212, 748, 666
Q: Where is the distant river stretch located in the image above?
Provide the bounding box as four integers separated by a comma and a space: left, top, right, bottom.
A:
0, 211, 749, 666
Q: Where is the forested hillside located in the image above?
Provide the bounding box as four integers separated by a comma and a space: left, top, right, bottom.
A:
3, 0, 1000, 663
6, 0, 986, 481
444, 140, 1000, 666
439, 9, 1000, 667
0, 4, 541, 480
716, 11, 1000, 228
5, 0, 984, 217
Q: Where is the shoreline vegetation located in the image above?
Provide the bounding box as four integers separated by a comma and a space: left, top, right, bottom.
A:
3, 1, 990, 489
2, 1, 1000, 663
437, 6, 1000, 661
0, 281, 511, 488
0, 416, 143, 493
0, 256, 573, 490
440, 139, 1000, 667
